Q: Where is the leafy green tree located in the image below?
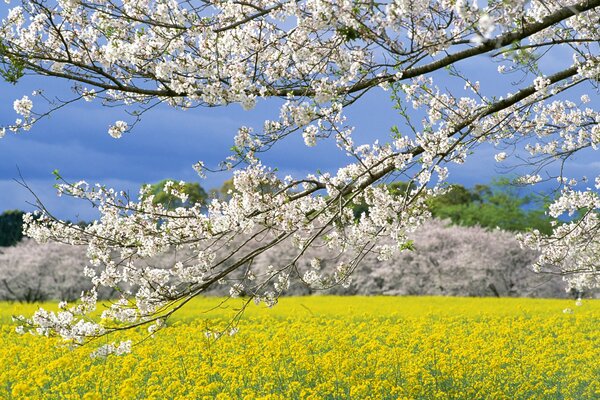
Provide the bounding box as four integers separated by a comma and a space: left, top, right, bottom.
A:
210, 179, 235, 202
143, 180, 208, 210
387, 181, 417, 198
350, 179, 552, 232
351, 181, 418, 220
429, 179, 553, 234
210, 178, 279, 202
0, 210, 25, 247
427, 184, 480, 208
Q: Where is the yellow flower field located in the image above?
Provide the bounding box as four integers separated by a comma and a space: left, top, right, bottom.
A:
1, 296, 599, 399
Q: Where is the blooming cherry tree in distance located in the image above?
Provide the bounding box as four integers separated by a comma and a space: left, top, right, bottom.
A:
0, 0, 599, 350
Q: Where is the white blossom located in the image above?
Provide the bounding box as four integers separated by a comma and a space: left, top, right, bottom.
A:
13, 96, 32, 118
107, 121, 128, 139
494, 152, 507, 162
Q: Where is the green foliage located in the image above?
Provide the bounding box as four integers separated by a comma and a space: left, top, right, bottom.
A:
143, 179, 208, 210
209, 178, 236, 201
0, 210, 25, 247
349, 178, 554, 233
337, 26, 362, 41
0, 43, 25, 84
387, 181, 416, 198
352, 181, 417, 220
209, 178, 279, 202
351, 201, 369, 220
428, 178, 554, 234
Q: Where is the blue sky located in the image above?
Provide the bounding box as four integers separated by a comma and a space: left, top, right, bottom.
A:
0, 7, 598, 221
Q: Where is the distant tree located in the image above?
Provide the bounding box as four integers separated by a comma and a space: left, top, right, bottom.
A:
427, 184, 480, 208
143, 180, 208, 210
350, 179, 552, 233
203, 219, 568, 298
0, 210, 24, 247
472, 184, 493, 202
209, 179, 236, 202
0, 239, 116, 302
352, 181, 417, 219
429, 179, 553, 234
210, 178, 280, 203
387, 181, 417, 198
0, 226, 572, 302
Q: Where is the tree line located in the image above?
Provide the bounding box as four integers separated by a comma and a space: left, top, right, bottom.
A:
1, 178, 554, 247
1, 220, 572, 303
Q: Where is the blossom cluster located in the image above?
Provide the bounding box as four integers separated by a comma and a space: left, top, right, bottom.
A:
519, 183, 600, 291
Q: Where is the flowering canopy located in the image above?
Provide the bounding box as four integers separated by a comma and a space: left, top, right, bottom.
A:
1, 0, 599, 349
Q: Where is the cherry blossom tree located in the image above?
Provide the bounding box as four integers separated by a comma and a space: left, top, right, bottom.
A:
1, 0, 599, 351
0, 239, 118, 303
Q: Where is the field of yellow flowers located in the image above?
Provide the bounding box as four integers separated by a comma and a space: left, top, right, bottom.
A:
1, 296, 599, 399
